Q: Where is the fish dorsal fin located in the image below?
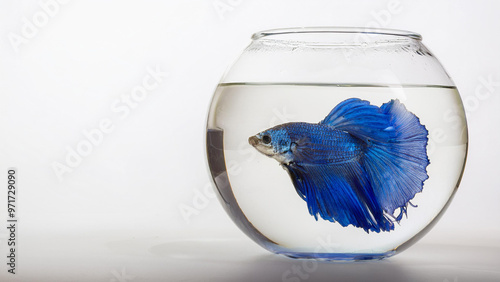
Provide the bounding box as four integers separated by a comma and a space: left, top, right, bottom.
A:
319, 98, 395, 142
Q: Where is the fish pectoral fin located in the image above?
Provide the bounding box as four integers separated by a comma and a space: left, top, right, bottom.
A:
290, 136, 338, 164
290, 137, 313, 162
285, 161, 394, 233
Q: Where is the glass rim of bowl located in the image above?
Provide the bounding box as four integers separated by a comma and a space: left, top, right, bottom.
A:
252, 27, 422, 46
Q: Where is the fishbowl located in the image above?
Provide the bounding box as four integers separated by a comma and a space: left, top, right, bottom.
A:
206, 27, 468, 261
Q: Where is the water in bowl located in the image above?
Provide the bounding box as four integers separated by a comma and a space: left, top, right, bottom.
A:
206, 82, 467, 260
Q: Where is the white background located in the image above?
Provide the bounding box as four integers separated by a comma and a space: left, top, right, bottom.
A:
0, 0, 499, 281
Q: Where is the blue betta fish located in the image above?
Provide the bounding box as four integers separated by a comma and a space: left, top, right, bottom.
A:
248, 98, 429, 233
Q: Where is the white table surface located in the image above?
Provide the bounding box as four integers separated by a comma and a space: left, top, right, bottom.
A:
2, 228, 499, 282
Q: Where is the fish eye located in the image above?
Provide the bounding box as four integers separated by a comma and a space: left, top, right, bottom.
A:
262, 134, 272, 144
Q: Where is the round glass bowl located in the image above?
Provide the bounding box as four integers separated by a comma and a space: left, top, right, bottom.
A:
206, 27, 468, 261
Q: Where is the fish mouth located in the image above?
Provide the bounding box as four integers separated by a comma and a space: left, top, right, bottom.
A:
248, 135, 275, 157
248, 136, 259, 147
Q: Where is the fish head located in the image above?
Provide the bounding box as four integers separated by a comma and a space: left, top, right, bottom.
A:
248, 126, 293, 164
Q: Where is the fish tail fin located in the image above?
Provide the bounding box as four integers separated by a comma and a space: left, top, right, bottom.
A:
362, 100, 429, 218
320, 98, 429, 219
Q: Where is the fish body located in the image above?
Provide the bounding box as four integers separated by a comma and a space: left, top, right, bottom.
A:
250, 123, 365, 165
249, 98, 429, 233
